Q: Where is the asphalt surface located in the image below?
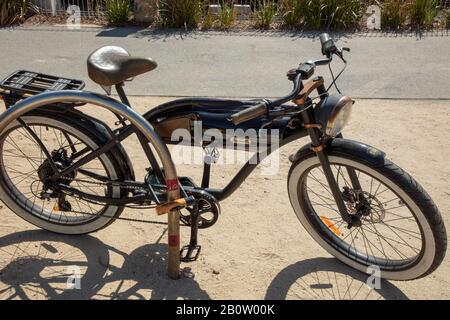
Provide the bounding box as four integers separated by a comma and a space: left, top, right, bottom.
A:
0, 26, 449, 99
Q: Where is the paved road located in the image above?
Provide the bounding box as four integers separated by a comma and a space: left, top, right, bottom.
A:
0, 26, 449, 99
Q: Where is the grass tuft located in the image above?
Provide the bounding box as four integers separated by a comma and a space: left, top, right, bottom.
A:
255, 0, 278, 29
105, 0, 132, 25
160, 0, 202, 29
0, 0, 30, 26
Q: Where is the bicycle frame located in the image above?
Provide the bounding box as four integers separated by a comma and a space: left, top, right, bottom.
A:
0, 71, 362, 279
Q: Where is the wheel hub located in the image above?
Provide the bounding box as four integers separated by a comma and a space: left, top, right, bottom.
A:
342, 188, 386, 225
37, 149, 76, 195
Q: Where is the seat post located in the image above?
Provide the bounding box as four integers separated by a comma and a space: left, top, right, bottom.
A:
115, 82, 131, 107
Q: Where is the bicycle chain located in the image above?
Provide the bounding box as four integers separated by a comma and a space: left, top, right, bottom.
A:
58, 176, 147, 191
38, 177, 189, 226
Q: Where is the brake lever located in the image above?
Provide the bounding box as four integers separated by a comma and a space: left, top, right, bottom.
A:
335, 47, 348, 64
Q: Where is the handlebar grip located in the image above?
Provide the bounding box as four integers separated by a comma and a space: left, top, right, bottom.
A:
229, 103, 268, 125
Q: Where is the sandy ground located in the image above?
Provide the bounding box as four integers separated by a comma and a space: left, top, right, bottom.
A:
0, 97, 449, 300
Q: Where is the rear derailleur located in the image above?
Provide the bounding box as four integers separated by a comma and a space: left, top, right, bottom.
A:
36, 148, 76, 210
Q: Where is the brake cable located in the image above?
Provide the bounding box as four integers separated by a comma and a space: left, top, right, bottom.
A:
327, 60, 347, 94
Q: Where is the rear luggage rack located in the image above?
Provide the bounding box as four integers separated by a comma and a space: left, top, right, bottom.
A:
0, 70, 85, 96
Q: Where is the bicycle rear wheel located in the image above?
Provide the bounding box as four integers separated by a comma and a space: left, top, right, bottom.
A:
0, 115, 125, 234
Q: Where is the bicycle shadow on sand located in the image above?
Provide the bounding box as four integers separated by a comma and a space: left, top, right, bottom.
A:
0, 229, 209, 300
265, 257, 409, 300
0, 230, 409, 300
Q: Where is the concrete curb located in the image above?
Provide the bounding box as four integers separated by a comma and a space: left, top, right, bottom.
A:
5, 25, 450, 38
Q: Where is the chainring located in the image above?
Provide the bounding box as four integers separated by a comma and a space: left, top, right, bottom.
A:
180, 196, 220, 229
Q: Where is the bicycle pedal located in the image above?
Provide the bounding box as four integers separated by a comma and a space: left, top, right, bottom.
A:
180, 245, 201, 262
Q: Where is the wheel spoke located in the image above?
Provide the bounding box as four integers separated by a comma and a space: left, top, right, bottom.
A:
0, 122, 114, 225
301, 160, 424, 270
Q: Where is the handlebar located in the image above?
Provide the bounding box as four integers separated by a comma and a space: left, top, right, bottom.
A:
230, 72, 304, 125
229, 102, 268, 125
228, 33, 347, 125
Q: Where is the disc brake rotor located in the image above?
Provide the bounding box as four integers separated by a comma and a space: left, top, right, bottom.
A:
344, 190, 386, 224
364, 192, 385, 223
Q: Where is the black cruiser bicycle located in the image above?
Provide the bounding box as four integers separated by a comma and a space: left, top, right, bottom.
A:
0, 34, 446, 280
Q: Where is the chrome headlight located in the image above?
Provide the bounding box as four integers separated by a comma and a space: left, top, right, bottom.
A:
314, 94, 354, 137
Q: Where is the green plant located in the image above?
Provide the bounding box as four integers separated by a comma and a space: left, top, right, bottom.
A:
302, 0, 364, 30
160, 0, 202, 29
201, 0, 214, 29
279, 0, 303, 28
300, 0, 322, 29
217, 2, 236, 29
255, 0, 278, 29
381, 0, 408, 30
0, 0, 29, 26
280, 0, 364, 30
104, 0, 132, 25
325, 0, 363, 30
203, 9, 214, 29
446, 11, 450, 28
409, 0, 438, 28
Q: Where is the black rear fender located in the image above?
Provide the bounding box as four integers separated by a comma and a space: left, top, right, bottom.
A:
21, 107, 135, 181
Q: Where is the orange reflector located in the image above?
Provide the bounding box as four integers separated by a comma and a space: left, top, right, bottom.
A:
53, 205, 61, 212
320, 216, 342, 236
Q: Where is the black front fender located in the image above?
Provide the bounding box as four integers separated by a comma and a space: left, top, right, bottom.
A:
289, 138, 386, 166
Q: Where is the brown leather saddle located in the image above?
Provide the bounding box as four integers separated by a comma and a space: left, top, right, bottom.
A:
87, 46, 157, 86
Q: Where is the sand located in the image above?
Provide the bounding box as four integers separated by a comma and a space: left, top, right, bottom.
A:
0, 97, 449, 300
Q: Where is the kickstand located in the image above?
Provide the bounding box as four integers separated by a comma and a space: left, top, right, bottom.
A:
180, 204, 202, 262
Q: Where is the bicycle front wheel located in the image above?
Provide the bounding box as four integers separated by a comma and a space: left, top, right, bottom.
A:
288, 152, 447, 280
